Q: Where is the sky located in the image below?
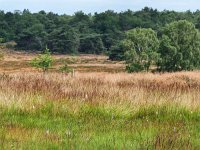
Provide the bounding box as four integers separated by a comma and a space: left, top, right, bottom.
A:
0, 0, 200, 15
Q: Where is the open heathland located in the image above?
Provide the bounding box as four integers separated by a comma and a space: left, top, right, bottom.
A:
0, 64, 200, 149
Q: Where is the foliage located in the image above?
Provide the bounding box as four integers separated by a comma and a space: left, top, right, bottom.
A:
123, 28, 159, 72
126, 63, 144, 73
48, 25, 80, 54
59, 61, 72, 74
109, 42, 126, 61
1, 8, 200, 55
16, 24, 47, 51
0, 38, 5, 43
30, 47, 53, 72
157, 20, 200, 71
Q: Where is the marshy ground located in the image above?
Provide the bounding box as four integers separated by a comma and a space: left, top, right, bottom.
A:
0, 49, 200, 149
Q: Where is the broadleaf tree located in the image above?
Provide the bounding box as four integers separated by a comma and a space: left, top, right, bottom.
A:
157, 20, 200, 71
123, 28, 160, 72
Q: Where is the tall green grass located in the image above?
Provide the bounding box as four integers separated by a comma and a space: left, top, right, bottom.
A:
1, 100, 200, 149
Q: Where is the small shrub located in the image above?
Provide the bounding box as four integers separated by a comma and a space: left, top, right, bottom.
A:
30, 47, 53, 73
59, 62, 72, 75
126, 63, 144, 73
0, 38, 5, 43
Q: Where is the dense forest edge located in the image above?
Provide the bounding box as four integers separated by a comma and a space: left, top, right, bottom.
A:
1, 7, 200, 72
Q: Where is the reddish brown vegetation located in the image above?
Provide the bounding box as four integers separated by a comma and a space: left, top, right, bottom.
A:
0, 72, 199, 108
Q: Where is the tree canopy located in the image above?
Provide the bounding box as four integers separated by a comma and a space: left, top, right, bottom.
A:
123, 28, 159, 72
158, 20, 200, 71
1, 7, 200, 55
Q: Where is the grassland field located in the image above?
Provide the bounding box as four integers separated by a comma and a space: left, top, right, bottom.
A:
1, 49, 200, 149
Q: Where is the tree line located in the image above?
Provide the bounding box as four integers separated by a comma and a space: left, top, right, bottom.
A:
1, 7, 200, 71
1, 8, 200, 53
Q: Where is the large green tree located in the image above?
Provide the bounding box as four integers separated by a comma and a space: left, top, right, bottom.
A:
158, 20, 200, 71
123, 28, 159, 72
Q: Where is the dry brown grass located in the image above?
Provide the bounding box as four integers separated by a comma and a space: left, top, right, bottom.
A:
0, 49, 200, 110
0, 49, 124, 73
0, 71, 200, 110
1, 50, 200, 149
